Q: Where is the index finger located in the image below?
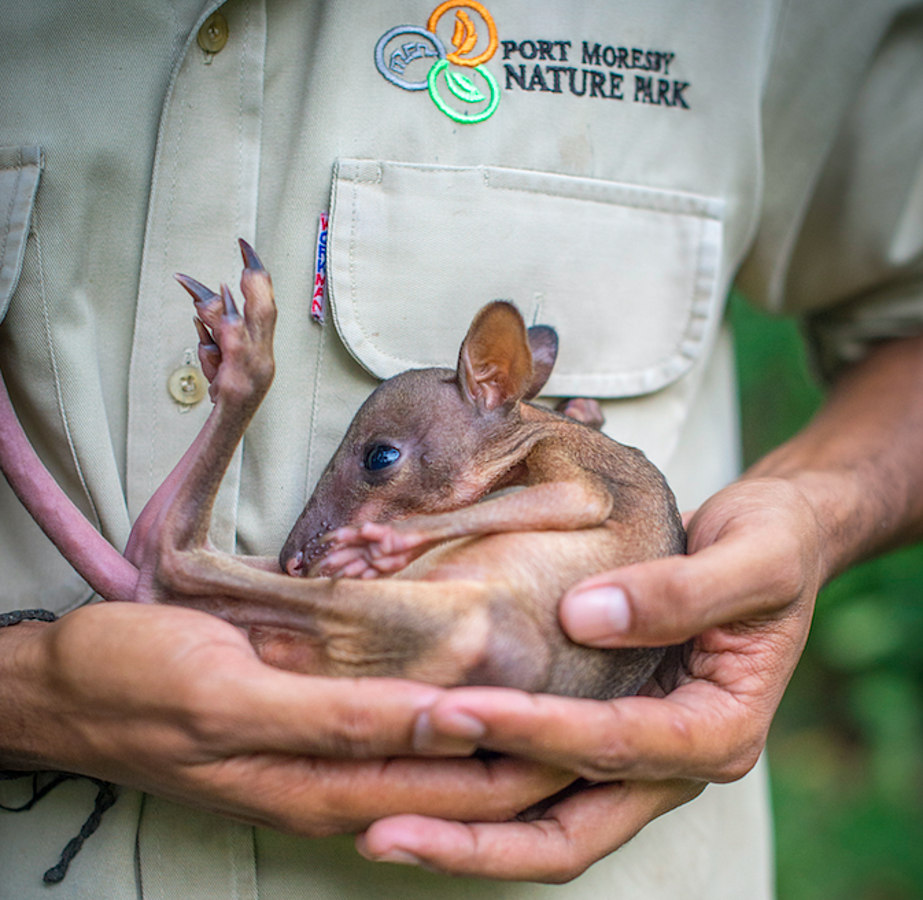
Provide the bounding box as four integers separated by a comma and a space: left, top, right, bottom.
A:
207, 666, 453, 759
180, 751, 576, 837
415, 683, 765, 784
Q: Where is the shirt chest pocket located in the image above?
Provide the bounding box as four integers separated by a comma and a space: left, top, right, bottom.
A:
327, 159, 725, 398
0, 146, 42, 325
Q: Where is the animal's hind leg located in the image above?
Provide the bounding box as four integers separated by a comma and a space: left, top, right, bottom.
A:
155, 547, 551, 688
0, 240, 274, 601
131, 242, 277, 586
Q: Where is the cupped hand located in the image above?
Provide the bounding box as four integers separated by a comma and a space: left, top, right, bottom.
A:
10, 601, 571, 836
360, 476, 821, 881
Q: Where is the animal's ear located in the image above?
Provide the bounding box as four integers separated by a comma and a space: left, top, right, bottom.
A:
457, 301, 534, 411
524, 325, 558, 399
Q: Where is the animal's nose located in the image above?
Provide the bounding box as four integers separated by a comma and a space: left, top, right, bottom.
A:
284, 550, 305, 577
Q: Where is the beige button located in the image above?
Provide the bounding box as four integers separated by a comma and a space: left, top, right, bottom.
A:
197, 12, 229, 53
168, 365, 208, 406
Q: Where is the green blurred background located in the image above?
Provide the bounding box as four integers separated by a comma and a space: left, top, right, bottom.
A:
729, 293, 923, 900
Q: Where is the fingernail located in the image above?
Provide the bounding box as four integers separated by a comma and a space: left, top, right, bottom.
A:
413, 709, 483, 754
563, 586, 631, 643
440, 709, 487, 740
357, 837, 422, 867
371, 848, 423, 867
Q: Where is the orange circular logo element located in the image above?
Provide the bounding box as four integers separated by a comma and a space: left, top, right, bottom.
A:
427, 1, 498, 67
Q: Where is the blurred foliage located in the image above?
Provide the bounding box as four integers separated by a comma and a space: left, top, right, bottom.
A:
729, 292, 923, 900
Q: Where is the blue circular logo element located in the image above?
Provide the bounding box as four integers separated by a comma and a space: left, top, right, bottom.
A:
374, 26, 447, 92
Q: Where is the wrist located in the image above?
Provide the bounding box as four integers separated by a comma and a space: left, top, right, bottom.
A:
741, 335, 923, 581
0, 618, 60, 770
740, 459, 887, 585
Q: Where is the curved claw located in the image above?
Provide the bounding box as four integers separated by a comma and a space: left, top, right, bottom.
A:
174, 273, 220, 310
193, 317, 218, 351
193, 318, 221, 383
220, 283, 241, 321
238, 238, 264, 272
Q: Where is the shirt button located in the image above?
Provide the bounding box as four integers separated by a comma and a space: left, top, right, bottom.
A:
168, 365, 208, 406
197, 12, 229, 53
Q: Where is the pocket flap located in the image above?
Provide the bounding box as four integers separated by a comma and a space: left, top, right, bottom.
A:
0, 147, 43, 325
327, 159, 724, 398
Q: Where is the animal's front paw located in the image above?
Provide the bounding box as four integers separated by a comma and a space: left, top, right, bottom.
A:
312, 543, 385, 580
175, 240, 277, 407
556, 397, 605, 430
317, 522, 431, 578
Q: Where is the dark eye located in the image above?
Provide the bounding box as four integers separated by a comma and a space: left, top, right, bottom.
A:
364, 444, 401, 471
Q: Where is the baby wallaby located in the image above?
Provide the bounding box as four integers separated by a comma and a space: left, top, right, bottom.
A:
0, 242, 685, 700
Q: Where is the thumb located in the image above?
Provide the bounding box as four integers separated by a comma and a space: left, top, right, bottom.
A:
559, 522, 809, 647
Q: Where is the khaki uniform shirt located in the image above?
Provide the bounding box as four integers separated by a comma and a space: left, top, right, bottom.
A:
1, 1, 922, 897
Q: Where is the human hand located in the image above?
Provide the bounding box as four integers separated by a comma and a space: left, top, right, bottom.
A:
3, 601, 572, 835
359, 477, 820, 881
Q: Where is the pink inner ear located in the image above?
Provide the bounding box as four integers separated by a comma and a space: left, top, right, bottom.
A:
0, 374, 139, 602
458, 302, 535, 410
471, 360, 515, 411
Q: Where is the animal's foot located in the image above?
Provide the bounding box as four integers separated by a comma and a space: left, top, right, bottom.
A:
556, 397, 605, 430
316, 521, 432, 578
174, 239, 277, 407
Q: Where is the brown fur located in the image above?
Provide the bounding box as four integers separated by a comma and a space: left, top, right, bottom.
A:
139, 251, 685, 700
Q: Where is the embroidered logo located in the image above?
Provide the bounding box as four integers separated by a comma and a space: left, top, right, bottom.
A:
375, 2, 500, 124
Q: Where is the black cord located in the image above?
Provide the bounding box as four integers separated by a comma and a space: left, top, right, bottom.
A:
0, 608, 59, 627
41, 779, 119, 884
0, 771, 79, 812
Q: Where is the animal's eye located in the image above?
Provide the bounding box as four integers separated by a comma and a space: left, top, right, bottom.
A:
364, 444, 401, 471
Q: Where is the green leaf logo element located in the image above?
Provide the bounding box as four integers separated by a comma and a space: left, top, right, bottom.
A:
445, 70, 485, 104
427, 60, 500, 124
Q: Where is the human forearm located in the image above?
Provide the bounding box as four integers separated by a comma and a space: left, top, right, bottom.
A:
746, 333, 923, 582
